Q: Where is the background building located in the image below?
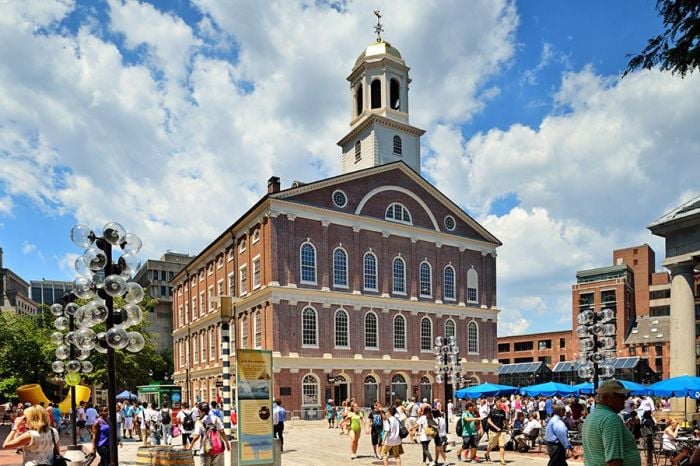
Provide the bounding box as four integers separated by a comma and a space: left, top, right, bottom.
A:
30, 279, 73, 306
134, 252, 193, 352
171, 38, 502, 413
497, 330, 574, 366
0, 247, 37, 315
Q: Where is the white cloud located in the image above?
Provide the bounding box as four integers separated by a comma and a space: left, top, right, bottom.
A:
22, 241, 37, 255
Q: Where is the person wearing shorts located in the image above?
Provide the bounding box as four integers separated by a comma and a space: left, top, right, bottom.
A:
76, 401, 87, 442
367, 402, 385, 460
486, 400, 508, 465
381, 406, 404, 466
457, 401, 481, 462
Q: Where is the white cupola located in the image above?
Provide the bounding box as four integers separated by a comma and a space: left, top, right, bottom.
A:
338, 24, 425, 175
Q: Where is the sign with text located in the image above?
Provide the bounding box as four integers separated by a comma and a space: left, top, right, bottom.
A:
236, 349, 274, 465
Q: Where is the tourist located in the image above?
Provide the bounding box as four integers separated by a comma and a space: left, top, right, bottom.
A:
2, 405, 59, 466
545, 401, 574, 466
92, 405, 120, 466
347, 404, 364, 460
581, 379, 641, 466
407, 398, 420, 444
486, 398, 508, 465
176, 401, 197, 448
77, 400, 87, 442
515, 413, 541, 452
188, 402, 230, 466
326, 399, 336, 428
367, 401, 385, 460
381, 406, 404, 466
414, 405, 436, 465
433, 409, 448, 465
662, 418, 680, 454
272, 399, 287, 452
85, 403, 98, 440
456, 400, 482, 462
160, 401, 173, 445
447, 398, 454, 423
122, 400, 135, 439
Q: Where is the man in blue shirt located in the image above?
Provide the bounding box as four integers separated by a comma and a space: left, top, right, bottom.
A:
545, 398, 553, 420
545, 401, 574, 466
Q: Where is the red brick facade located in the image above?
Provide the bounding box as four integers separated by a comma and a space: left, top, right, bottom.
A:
496, 330, 575, 365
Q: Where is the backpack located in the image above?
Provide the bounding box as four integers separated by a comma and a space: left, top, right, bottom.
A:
398, 418, 409, 439
455, 417, 463, 436
203, 418, 225, 456
160, 409, 171, 425
372, 412, 383, 429
182, 411, 195, 431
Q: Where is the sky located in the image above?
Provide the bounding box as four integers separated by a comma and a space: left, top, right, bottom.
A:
1, 0, 699, 337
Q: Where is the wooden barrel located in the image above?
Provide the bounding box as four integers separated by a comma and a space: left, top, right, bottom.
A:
136, 446, 170, 465
154, 448, 195, 466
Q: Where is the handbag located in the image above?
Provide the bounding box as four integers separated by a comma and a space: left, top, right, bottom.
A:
52, 430, 69, 466
172, 425, 181, 437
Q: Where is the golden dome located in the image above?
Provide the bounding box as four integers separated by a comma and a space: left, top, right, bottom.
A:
354, 40, 403, 67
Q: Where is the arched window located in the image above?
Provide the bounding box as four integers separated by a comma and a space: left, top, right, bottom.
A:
391, 374, 407, 403
333, 247, 348, 287
300, 242, 317, 284
302, 307, 318, 347
364, 311, 378, 349
420, 317, 432, 351
419, 261, 432, 297
467, 267, 479, 303
468, 321, 479, 354
389, 78, 400, 110
356, 84, 363, 116
393, 135, 402, 155
444, 319, 456, 339
364, 375, 379, 406
385, 202, 412, 225
371, 79, 381, 108
354, 141, 361, 162
420, 376, 432, 401
301, 374, 320, 406
393, 314, 406, 350
363, 252, 378, 291
334, 308, 349, 348
443, 265, 456, 300
392, 257, 406, 294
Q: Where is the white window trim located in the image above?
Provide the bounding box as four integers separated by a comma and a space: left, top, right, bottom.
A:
227, 249, 234, 262
199, 271, 204, 282
467, 267, 479, 304
207, 286, 215, 311
363, 251, 378, 292
468, 321, 480, 355
200, 330, 206, 361
199, 292, 206, 316
364, 311, 379, 350
299, 241, 318, 285
217, 279, 224, 296
334, 308, 350, 349
301, 306, 319, 348
252, 254, 262, 290
252, 228, 260, 244
301, 374, 321, 407
444, 318, 456, 339
419, 260, 433, 298
191, 297, 198, 320
332, 246, 349, 289
332, 189, 348, 208
209, 329, 215, 361
385, 202, 413, 226
228, 272, 235, 296
193, 334, 199, 364
239, 264, 248, 296
393, 314, 407, 351
207, 263, 213, 275
217, 256, 223, 269
443, 265, 457, 301
420, 317, 433, 352
444, 215, 456, 231
239, 238, 247, 253
392, 256, 407, 295
254, 312, 262, 349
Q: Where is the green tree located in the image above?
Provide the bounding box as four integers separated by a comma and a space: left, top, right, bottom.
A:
625, 0, 700, 77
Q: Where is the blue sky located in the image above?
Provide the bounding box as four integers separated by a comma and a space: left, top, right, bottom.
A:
1, 0, 698, 336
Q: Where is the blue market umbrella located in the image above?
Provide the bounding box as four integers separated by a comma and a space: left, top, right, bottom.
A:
454, 383, 519, 399
520, 382, 579, 397
647, 375, 700, 399
573, 382, 594, 394
116, 390, 138, 400
574, 380, 648, 396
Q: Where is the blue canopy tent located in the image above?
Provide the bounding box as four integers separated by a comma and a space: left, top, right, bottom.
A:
455, 383, 519, 399
116, 390, 138, 400
647, 375, 700, 421
520, 381, 579, 397
574, 380, 649, 396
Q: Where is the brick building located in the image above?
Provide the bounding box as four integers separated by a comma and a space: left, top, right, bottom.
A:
496, 330, 574, 366
171, 39, 502, 413
0, 247, 37, 316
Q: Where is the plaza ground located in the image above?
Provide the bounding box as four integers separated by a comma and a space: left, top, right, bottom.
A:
0, 420, 584, 465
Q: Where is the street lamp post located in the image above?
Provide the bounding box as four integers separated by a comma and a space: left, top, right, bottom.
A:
433, 335, 464, 434
576, 308, 616, 394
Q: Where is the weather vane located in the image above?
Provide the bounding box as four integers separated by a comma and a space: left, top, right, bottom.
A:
373, 9, 383, 42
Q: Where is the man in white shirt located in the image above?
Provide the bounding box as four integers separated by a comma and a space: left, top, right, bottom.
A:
515, 413, 542, 451
381, 406, 404, 466
85, 404, 98, 439
188, 402, 230, 466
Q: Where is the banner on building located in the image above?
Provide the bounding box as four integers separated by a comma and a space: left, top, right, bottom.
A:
236, 349, 274, 465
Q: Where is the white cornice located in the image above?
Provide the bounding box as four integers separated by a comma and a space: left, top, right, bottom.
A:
337, 113, 425, 147
272, 355, 498, 373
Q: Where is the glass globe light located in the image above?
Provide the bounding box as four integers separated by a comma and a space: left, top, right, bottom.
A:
70, 224, 94, 248
441, 346, 450, 354
433, 346, 441, 355
55, 345, 70, 360
54, 316, 69, 331
121, 233, 142, 254
124, 282, 144, 304
65, 331, 78, 347
104, 274, 127, 297
448, 375, 457, 385
106, 327, 129, 349
65, 360, 81, 373
590, 323, 605, 337
50, 303, 63, 316
103, 221, 126, 245
447, 336, 456, 346
118, 252, 140, 279
95, 333, 108, 354
126, 332, 145, 352
448, 354, 458, 365
576, 325, 590, 338
577, 310, 595, 325
73, 277, 95, 300
591, 352, 606, 363
65, 302, 80, 317
600, 365, 615, 378
74, 257, 93, 279
435, 374, 443, 384
125, 303, 143, 327
76, 349, 91, 361
577, 366, 593, 379
112, 308, 128, 326
580, 338, 595, 351
90, 300, 109, 323
81, 361, 94, 373
600, 308, 615, 323
50, 331, 65, 345
82, 246, 107, 271
75, 304, 92, 327
601, 336, 616, 350
602, 323, 616, 337
52, 361, 65, 373
452, 345, 459, 354
435, 336, 444, 347
76, 328, 97, 351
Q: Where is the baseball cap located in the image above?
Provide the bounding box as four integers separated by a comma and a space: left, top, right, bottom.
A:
24, 402, 32, 408
597, 379, 630, 395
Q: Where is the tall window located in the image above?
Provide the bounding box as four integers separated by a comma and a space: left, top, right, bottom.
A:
420, 317, 432, 351
392, 257, 406, 294
365, 312, 378, 349
393, 315, 406, 350
254, 312, 262, 348
191, 297, 197, 319
393, 135, 402, 155
385, 202, 412, 224
228, 273, 235, 296
389, 78, 400, 110
200, 331, 206, 361
355, 141, 361, 162
241, 315, 248, 349
302, 307, 318, 347
363, 252, 378, 291
335, 309, 349, 348
252, 256, 261, 289
240, 265, 248, 295
371, 79, 381, 108
443, 265, 456, 300
419, 261, 432, 297
209, 329, 215, 360
467, 268, 479, 303
333, 248, 348, 287
468, 321, 479, 354
444, 319, 456, 339
355, 84, 363, 115
193, 334, 199, 363
300, 242, 317, 283
302, 374, 320, 406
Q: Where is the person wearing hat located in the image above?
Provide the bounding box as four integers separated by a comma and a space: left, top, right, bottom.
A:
545, 401, 574, 466
582, 379, 641, 466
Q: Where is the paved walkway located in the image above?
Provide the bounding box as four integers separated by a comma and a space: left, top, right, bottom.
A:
0, 421, 586, 465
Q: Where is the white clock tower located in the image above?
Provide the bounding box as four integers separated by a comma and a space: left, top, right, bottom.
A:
338, 23, 425, 174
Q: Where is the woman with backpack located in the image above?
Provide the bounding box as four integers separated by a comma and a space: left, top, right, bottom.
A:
176, 402, 197, 448
188, 402, 230, 466
160, 402, 173, 446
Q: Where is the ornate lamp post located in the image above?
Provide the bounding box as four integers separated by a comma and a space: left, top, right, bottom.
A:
576, 308, 616, 393
433, 335, 464, 434
53, 222, 147, 466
